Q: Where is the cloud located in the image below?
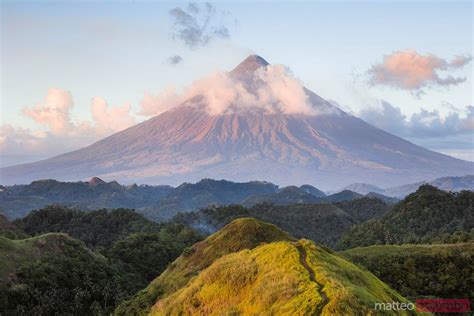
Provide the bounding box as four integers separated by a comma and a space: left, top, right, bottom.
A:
139, 64, 327, 116
169, 2, 231, 49
0, 125, 49, 155
167, 55, 183, 65
21, 88, 74, 135
1, 89, 137, 158
91, 97, 136, 134
139, 87, 181, 116
359, 101, 474, 138
367, 50, 471, 95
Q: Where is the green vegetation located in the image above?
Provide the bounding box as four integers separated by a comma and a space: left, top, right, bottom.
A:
340, 243, 474, 300
0, 214, 27, 239
150, 238, 413, 315
14, 206, 161, 249
173, 203, 360, 247
115, 218, 294, 315
0, 233, 126, 315
241, 185, 320, 206
0, 206, 203, 314
0, 178, 279, 220
118, 218, 416, 315
1, 184, 472, 315
0, 178, 173, 219
106, 225, 202, 291
334, 197, 390, 222
338, 185, 474, 249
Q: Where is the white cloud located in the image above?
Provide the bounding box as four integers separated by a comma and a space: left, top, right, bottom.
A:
139, 64, 326, 116
1, 89, 137, 159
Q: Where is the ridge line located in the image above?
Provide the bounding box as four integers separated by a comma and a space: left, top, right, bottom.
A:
294, 242, 329, 316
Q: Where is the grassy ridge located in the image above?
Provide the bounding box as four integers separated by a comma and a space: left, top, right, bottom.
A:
115, 218, 295, 315
0, 233, 82, 281
151, 241, 323, 315
118, 218, 417, 315
151, 239, 415, 315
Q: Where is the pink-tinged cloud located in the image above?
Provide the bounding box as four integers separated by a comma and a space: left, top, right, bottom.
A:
139, 87, 181, 116
368, 50, 471, 93
2, 89, 137, 158
91, 97, 136, 134
21, 88, 74, 135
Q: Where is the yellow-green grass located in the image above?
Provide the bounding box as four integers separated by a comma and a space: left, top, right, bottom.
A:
151, 239, 418, 315
114, 218, 294, 315
301, 240, 415, 315
151, 241, 319, 315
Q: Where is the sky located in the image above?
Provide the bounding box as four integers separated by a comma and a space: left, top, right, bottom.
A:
1, 0, 473, 167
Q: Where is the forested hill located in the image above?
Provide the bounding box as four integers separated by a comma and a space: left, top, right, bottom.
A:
0, 206, 203, 314
338, 185, 474, 248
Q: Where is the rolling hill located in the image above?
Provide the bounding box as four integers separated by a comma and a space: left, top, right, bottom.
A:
0, 206, 203, 314
117, 218, 415, 315
0, 233, 125, 315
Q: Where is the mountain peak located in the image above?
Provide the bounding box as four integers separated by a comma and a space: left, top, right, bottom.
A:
88, 177, 106, 186
230, 54, 270, 81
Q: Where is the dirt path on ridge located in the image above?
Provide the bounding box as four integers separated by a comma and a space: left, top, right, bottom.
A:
294, 243, 329, 316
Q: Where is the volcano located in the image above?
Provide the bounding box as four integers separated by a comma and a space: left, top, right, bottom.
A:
1, 55, 472, 189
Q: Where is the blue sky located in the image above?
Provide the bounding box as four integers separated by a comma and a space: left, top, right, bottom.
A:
1, 0, 473, 165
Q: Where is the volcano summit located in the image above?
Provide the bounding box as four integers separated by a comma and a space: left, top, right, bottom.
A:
1, 55, 471, 189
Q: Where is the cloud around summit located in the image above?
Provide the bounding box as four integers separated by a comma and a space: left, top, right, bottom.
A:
139, 64, 332, 117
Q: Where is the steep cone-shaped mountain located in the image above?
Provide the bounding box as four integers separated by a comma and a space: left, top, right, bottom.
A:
2, 55, 472, 189
229, 54, 270, 82
116, 218, 415, 315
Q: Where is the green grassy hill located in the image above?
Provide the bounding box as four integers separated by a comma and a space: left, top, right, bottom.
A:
115, 218, 293, 315
0, 207, 203, 314
0, 233, 125, 315
0, 233, 72, 281
340, 242, 474, 300
117, 218, 416, 315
